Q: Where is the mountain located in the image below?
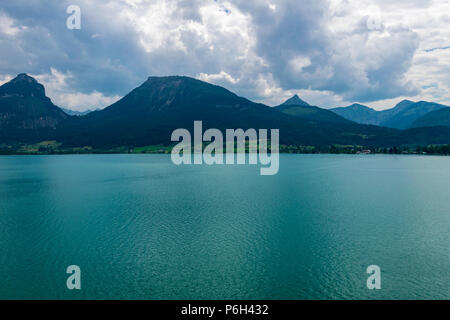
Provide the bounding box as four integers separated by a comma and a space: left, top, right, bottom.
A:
382, 101, 448, 129
59, 76, 388, 148
331, 103, 384, 125
276, 96, 351, 124
411, 108, 450, 128
3, 74, 450, 151
0, 73, 68, 142
331, 100, 448, 129
388, 100, 415, 115
281, 94, 310, 107
61, 108, 96, 116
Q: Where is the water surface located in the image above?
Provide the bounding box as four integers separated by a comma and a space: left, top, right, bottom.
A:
0, 154, 449, 299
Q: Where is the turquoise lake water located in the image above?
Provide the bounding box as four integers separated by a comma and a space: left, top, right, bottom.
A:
0, 154, 449, 299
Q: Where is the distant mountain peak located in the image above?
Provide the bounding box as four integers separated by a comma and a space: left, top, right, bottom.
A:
347, 103, 372, 110
1, 73, 45, 97
398, 99, 414, 104
394, 99, 415, 109
282, 94, 310, 107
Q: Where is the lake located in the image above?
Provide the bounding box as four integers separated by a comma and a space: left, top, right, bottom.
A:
0, 154, 449, 299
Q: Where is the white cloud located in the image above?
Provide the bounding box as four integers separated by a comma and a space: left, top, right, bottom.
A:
289, 56, 312, 73
55, 91, 121, 111
325, 0, 450, 107
0, 74, 13, 85
198, 71, 240, 84
1, 0, 449, 108
0, 12, 24, 36
34, 68, 121, 111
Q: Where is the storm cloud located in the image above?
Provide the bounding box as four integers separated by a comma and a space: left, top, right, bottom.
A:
0, 0, 448, 110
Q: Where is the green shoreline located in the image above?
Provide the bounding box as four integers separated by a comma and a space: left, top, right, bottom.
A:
2, 140, 450, 156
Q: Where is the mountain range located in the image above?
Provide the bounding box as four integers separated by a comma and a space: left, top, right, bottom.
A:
1, 73, 450, 152
411, 108, 450, 128
331, 100, 449, 129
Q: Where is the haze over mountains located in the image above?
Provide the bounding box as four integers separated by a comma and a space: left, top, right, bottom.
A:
61, 108, 97, 116
1, 73, 450, 152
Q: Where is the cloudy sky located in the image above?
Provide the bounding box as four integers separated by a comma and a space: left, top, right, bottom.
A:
0, 0, 449, 111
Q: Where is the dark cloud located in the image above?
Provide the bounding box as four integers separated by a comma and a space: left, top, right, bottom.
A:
229, 0, 420, 102
0, 0, 439, 108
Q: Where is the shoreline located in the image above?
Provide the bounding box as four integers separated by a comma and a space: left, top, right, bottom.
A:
0, 151, 447, 156
2, 141, 450, 156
